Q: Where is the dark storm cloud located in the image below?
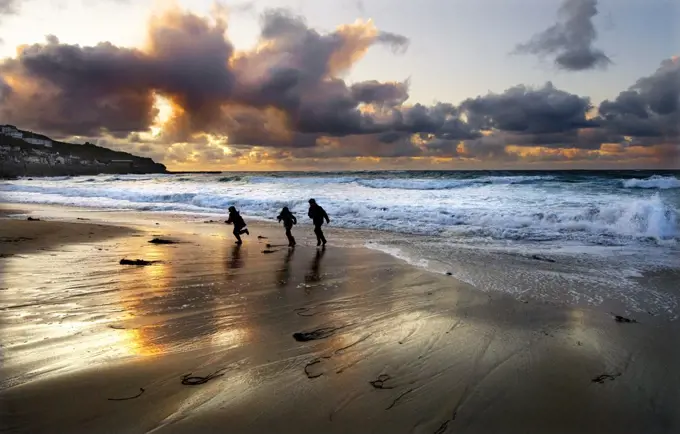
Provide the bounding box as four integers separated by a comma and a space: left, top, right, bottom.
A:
388, 103, 481, 140
228, 8, 412, 138
599, 58, 680, 139
1, 3, 673, 167
514, 0, 611, 71
286, 133, 423, 159
0, 8, 234, 137
495, 128, 623, 150
461, 82, 597, 134
0, 36, 155, 136
350, 80, 409, 106
0, 4, 594, 151
459, 135, 517, 161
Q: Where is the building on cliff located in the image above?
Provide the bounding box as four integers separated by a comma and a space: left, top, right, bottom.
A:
2, 125, 53, 147
0, 126, 166, 178
1, 125, 23, 139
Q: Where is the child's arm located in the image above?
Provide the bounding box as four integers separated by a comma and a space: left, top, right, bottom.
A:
292, 216, 297, 225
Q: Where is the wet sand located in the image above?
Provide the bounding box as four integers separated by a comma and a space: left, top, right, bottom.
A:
1, 205, 679, 433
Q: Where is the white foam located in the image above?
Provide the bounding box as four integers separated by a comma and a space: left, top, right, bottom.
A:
357, 175, 552, 190
2, 174, 678, 245
365, 241, 431, 270
623, 175, 680, 190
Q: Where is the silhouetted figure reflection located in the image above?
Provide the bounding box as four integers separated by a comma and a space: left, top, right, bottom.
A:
307, 198, 330, 246
226, 206, 249, 244
276, 248, 295, 287
277, 206, 297, 247
305, 247, 326, 283
228, 244, 244, 270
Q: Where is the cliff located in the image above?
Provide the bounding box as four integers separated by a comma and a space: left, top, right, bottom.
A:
0, 129, 167, 178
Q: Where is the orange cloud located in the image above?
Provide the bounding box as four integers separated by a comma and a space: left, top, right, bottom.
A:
329, 19, 379, 75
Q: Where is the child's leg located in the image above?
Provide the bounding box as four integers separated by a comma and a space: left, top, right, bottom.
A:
315, 225, 326, 245
233, 227, 242, 244
314, 225, 322, 245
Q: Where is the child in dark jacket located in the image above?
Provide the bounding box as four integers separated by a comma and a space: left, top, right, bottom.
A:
277, 206, 297, 247
307, 198, 330, 246
226, 206, 249, 244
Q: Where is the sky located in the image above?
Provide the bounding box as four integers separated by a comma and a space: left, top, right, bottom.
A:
0, 0, 678, 170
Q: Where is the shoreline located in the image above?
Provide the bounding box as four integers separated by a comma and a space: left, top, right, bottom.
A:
2, 204, 680, 433
3, 201, 678, 320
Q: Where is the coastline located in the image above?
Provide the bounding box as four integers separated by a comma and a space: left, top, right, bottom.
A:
1, 204, 680, 433
3, 170, 678, 319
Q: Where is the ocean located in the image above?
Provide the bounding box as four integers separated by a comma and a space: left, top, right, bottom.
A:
2, 170, 679, 317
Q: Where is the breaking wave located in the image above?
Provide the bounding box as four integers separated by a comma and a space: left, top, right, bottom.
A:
623, 175, 680, 190
2, 175, 677, 244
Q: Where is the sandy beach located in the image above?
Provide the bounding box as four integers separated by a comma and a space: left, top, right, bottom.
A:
1, 204, 679, 434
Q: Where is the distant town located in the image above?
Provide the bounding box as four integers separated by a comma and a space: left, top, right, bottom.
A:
0, 125, 166, 178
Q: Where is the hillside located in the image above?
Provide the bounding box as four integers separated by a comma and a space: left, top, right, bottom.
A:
0, 127, 167, 178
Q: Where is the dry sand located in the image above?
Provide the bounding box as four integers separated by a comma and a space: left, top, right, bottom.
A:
1, 204, 679, 433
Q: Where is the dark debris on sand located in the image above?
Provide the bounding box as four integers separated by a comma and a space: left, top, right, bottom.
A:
258, 236, 268, 240
181, 369, 227, 386
304, 357, 331, 379
262, 249, 277, 254
107, 388, 145, 401
531, 255, 556, 263
26, 217, 41, 221
369, 374, 394, 389
385, 388, 415, 410
148, 238, 178, 245
294, 307, 318, 317
1, 237, 33, 243
613, 314, 638, 323
119, 259, 161, 266
591, 373, 621, 384
293, 326, 343, 342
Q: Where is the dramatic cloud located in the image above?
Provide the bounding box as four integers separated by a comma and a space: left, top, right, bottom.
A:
0, 7, 417, 142
0, 7, 234, 137
514, 0, 611, 71
350, 80, 409, 106
0, 4, 676, 169
461, 82, 597, 134
599, 57, 680, 139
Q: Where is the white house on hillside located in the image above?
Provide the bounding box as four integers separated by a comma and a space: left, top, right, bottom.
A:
1, 125, 53, 146
1, 125, 23, 139
25, 137, 53, 147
